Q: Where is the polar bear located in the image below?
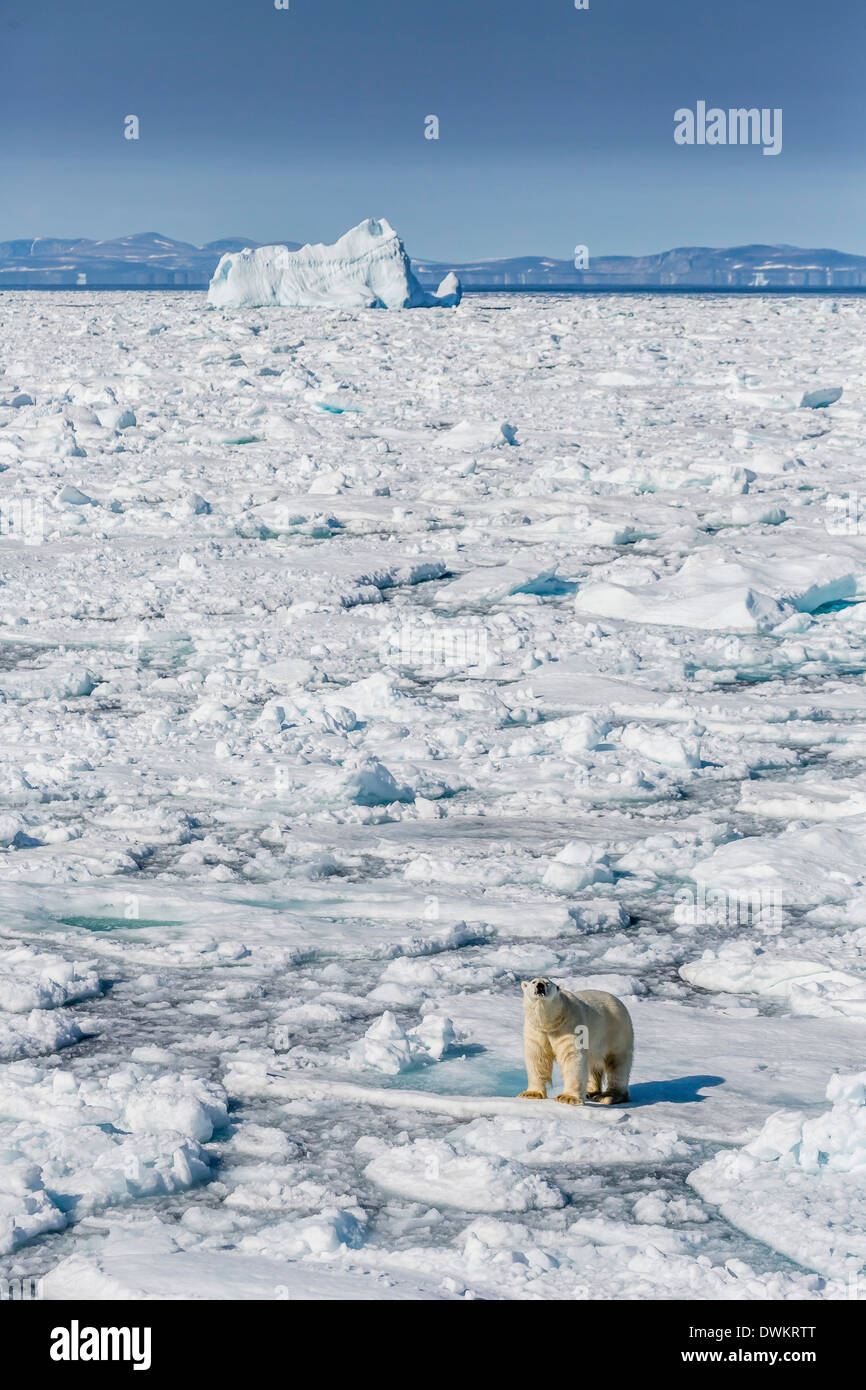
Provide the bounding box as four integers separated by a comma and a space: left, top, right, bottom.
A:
519, 977, 633, 1105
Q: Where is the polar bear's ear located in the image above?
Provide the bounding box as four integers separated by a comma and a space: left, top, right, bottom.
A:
521, 980, 529, 992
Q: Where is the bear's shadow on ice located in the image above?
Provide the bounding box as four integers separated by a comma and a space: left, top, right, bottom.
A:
629, 1074, 724, 1106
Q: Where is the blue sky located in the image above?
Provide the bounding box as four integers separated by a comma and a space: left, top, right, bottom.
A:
1, 0, 863, 257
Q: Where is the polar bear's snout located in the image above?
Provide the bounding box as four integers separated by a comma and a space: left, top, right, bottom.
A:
523, 976, 555, 999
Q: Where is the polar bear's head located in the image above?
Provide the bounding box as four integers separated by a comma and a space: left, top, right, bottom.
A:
521, 977, 562, 1022
523, 977, 557, 1001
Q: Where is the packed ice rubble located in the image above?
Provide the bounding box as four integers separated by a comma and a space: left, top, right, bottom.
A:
0, 1063, 227, 1256
0, 944, 100, 1063
207, 219, 462, 310
0, 288, 864, 1300
689, 1072, 866, 1282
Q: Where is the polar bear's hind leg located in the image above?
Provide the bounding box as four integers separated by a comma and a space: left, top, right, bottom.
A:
586, 1064, 605, 1101
597, 1050, 631, 1104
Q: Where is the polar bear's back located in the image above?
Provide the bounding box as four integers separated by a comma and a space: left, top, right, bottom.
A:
567, 987, 634, 1056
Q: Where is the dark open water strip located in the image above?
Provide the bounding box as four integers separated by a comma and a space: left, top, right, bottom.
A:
2, 285, 866, 296
463, 285, 866, 295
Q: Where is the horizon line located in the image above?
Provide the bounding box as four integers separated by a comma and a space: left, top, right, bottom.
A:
2, 232, 866, 263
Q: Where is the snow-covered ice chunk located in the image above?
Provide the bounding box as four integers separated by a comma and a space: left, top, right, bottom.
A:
558, 713, 611, 753
412, 1013, 462, 1061
542, 841, 613, 893
0, 945, 101, 1061
435, 562, 555, 606
0, 945, 100, 1014
739, 775, 866, 822
0, 1159, 66, 1255
348, 1011, 422, 1074
208, 219, 462, 310
620, 723, 702, 769
437, 420, 517, 451
575, 549, 865, 633
95, 406, 137, 431
122, 1074, 229, 1143
341, 759, 414, 806
348, 1010, 462, 1074
55, 484, 93, 507
328, 672, 404, 718
239, 1206, 366, 1259
0, 1009, 90, 1064
680, 942, 866, 1020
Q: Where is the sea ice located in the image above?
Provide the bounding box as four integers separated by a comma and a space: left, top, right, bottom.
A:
359, 1135, 566, 1212
688, 1073, 866, 1279
0, 287, 863, 1302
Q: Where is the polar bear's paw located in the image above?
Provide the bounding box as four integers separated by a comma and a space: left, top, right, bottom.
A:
555, 1092, 584, 1105
585, 1090, 602, 1101
596, 1090, 629, 1105
518, 1089, 546, 1100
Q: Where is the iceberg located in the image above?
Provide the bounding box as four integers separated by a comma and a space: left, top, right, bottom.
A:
207, 218, 462, 310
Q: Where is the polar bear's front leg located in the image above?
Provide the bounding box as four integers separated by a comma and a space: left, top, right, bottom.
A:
519, 1028, 553, 1099
552, 1032, 588, 1105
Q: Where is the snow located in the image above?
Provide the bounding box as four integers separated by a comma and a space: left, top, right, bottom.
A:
41, 1233, 443, 1299
0, 286, 864, 1300
690, 818, 866, 909
360, 1135, 566, 1213
208, 219, 461, 310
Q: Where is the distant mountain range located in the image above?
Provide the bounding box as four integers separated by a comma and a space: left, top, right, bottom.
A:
0, 233, 301, 288
1, 233, 865, 289
414, 244, 866, 290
